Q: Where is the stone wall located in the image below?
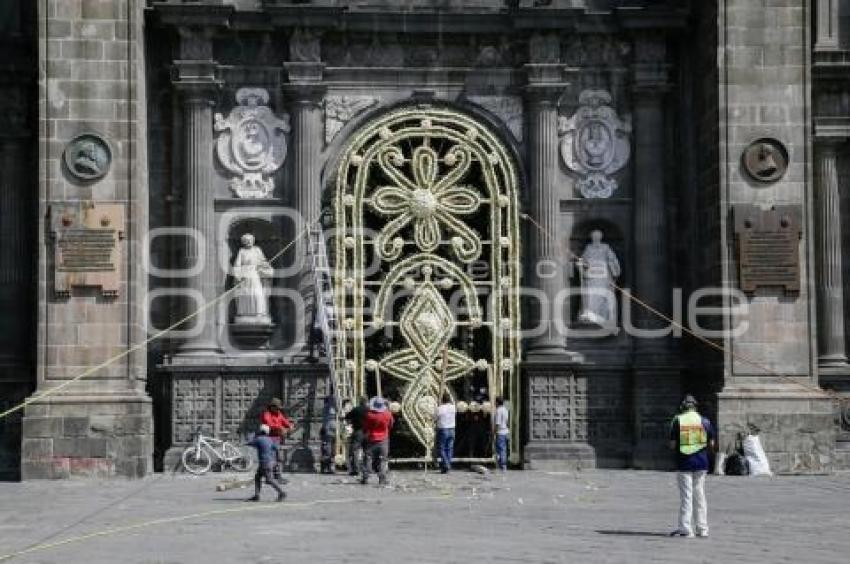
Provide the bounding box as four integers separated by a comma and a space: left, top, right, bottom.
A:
715, 0, 835, 473
21, 0, 152, 479
719, 0, 815, 376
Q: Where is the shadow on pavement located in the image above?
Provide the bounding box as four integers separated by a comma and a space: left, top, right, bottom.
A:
596, 530, 670, 537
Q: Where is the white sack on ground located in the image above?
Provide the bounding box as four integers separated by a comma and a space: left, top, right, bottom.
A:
743, 434, 773, 476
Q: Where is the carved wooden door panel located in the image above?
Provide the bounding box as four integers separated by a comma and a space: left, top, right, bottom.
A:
334, 105, 521, 461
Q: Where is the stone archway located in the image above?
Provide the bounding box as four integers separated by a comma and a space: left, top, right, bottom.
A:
332, 104, 521, 462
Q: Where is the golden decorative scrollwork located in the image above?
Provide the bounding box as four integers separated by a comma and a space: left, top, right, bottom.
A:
334, 105, 521, 458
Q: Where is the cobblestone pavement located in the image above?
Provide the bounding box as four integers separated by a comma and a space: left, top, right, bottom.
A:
0, 469, 847, 563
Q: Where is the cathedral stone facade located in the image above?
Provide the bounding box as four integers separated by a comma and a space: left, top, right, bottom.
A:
2, 0, 849, 479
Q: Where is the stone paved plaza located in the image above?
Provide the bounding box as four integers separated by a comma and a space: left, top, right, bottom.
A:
1, 469, 847, 563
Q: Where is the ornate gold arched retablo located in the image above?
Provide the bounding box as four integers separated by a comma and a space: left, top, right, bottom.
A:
334, 105, 521, 461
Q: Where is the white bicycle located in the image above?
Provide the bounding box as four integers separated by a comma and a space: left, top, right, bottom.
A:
181, 427, 255, 475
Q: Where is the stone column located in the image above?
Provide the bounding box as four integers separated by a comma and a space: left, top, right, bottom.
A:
172, 30, 222, 355
0, 135, 28, 360
284, 62, 326, 354
523, 56, 579, 359
814, 140, 849, 369
632, 88, 672, 347
526, 90, 568, 355
286, 82, 325, 230
630, 33, 680, 469
815, 0, 839, 51
630, 32, 674, 355
176, 85, 221, 354
522, 53, 589, 471
0, 124, 32, 480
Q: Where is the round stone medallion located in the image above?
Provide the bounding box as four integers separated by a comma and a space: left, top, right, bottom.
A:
64, 133, 111, 182
742, 138, 788, 184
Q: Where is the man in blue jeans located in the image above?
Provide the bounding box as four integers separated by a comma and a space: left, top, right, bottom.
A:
493, 396, 509, 471
247, 424, 286, 502
434, 394, 456, 474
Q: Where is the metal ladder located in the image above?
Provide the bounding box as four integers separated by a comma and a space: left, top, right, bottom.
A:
306, 223, 350, 406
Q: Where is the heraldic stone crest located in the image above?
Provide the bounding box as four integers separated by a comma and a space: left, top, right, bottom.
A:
558, 90, 631, 199
215, 88, 291, 199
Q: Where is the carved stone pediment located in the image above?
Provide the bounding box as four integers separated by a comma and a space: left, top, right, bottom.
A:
324, 95, 379, 145
467, 95, 523, 142
215, 88, 290, 199
558, 89, 631, 199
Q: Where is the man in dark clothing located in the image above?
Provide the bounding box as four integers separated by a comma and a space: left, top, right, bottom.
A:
668, 395, 715, 538
361, 397, 394, 486
319, 395, 338, 474
247, 424, 286, 502
468, 387, 490, 457
345, 396, 368, 476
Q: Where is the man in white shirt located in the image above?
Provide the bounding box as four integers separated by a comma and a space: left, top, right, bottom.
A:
434, 394, 456, 474
493, 397, 509, 471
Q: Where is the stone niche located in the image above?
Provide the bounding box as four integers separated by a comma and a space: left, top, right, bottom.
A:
225, 217, 281, 350
560, 200, 631, 354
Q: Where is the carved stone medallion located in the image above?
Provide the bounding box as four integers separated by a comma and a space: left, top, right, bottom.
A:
558, 90, 631, 199
214, 88, 290, 199
324, 95, 379, 145
63, 133, 111, 182
742, 138, 789, 183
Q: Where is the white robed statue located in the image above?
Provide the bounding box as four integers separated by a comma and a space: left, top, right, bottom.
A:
576, 229, 621, 326
232, 233, 274, 324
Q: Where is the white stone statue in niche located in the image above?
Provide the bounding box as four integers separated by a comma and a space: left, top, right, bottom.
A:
232, 233, 274, 325
215, 88, 290, 199
558, 89, 631, 199
575, 229, 621, 326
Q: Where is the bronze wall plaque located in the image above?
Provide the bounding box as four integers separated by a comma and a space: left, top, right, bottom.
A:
50, 202, 124, 298
733, 204, 801, 294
